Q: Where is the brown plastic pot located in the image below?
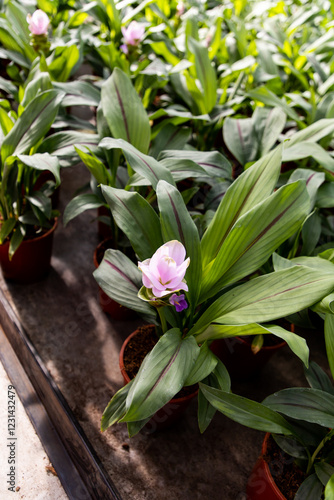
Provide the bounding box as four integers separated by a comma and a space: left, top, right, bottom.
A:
93, 239, 136, 321
210, 329, 290, 381
0, 219, 58, 284
120, 326, 198, 432
247, 433, 287, 500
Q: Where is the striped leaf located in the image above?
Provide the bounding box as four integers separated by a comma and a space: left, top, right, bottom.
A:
189, 265, 334, 336
101, 185, 163, 260
201, 146, 282, 269
101, 68, 151, 154
99, 137, 175, 189
200, 180, 310, 302
93, 249, 156, 322
122, 329, 199, 422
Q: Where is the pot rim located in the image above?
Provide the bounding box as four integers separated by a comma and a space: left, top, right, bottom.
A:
0, 218, 58, 248
261, 433, 287, 500
119, 325, 199, 403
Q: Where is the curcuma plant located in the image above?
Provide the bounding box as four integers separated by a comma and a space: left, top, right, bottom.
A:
93, 143, 334, 436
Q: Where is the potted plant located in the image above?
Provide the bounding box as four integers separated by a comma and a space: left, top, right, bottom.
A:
199, 310, 334, 499
93, 142, 334, 436
0, 75, 64, 283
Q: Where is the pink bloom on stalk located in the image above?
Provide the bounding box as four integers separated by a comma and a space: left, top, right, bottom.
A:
27, 10, 50, 35
121, 21, 145, 47
169, 294, 188, 312
138, 240, 190, 299
176, 2, 185, 16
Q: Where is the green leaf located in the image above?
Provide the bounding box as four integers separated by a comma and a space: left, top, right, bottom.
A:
263, 388, 334, 428
54, 81, 100, 107
157, 180, 202, 311
158, 149, 232, 179
74, 146, 110, 186
63, 194, 104, 227
201, 146, 282, 269
295, 474, 324, 500
17, 153, 61, 187
48, 45, 80, 82
99, 137, 175, 189
286, 119, 334, 147
304, 361, 334, 395
197, 323, 309, 367
325, 473, 334, 500
101, 68, 151, 154
190, 265, 334, 336
1, 90, 64, 163
101, 380, 134, 431
188, 37, 217, 114
38, 131, 100, 160
122, 329, 199, 422
9, 224, 25, 259
0, 106, 15, 136
184, 343, 218, 386
93, 249, 156, 322
199, 384, 294, 435
100, 185, 163, 260
315, 463, 334, 488
223, 117, 258, 166
0, 218, 16, 244
325, 314, 334, 381
200, 180, 310, 301
248, 86, 302, 123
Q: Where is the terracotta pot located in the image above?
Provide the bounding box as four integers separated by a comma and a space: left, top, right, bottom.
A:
93, 239, 136, 321
247, 433, 286, 500
0, 219, 58, 284
120, 326, 198, 432
210, 329, 289, 381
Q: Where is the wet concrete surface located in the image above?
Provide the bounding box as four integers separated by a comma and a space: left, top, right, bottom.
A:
0, 164, 330, 500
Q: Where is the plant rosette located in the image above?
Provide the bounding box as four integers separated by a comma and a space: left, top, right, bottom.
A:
93, 143, 334, 437
118, 325, 198, 432
0, 218, 58, 283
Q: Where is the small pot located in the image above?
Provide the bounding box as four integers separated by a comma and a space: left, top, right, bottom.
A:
247, 433, 286, 500
120, 326, 198, 432
0, 219, 58, 284
93, 239, 136, 321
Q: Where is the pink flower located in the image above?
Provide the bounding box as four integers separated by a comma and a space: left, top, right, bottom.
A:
138, 241, 190, 299
27, 10, 50, 35
169, 294, 188, 312
176, 2, 185, 16
121, 21, 145, 47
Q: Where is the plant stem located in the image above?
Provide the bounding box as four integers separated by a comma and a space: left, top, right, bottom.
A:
306, 429, 334, 475
157, 307, 168, 334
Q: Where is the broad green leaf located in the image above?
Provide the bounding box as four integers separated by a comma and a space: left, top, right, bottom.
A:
0, 107, 15, 136
201, 146, 282, 269
0, 218, 16, 244
199, 384, 294, 435
200, 180, 310, 301
122, 329, 199, 422
17, 153, 61, 187
100, 185, 163, 260
63, 194, 104, 226
263, 388, 334, 428
9, 224, 25, 259
190, 266, 334, 336
54, 81, 100, 107
38, 131, 100, 159
93, 249, 156, 322
295, 474, 324, 500
315, 463, 334, 488
48, 45, 80, 82
197, 323, 309, 367
99, 138, 175, 189
1, 90, 64, 163
21, 72, 53, 108
158, 149, 232, 179
188, 37, 217, 114
74, 146, 110, 186
223, 117, 258, 166
283, 142, 334, 176
101, 380, 134, 431
255, 107, 286, 157
305, 361, 334, 395
248, 86, 302, 123
101, 68, 150, 154
150, 124, 191, 159
184, 343, 218, 386
325, 314, 334, 381
157, 180, 202, 310
286, 119, 334, 147
288, 169, 325, 209
325, 474, 334, 500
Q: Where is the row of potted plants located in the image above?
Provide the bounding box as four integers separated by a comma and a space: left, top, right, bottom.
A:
1, 1, 334, 498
